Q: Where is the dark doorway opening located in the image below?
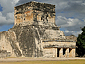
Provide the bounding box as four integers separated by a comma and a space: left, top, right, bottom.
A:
57, 48, 60, 57
69, 48, 72, 57
63, 48, 66, 55
69, 48, 72, 53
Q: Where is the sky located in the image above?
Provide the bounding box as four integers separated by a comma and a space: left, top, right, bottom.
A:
0, 0, 85, 37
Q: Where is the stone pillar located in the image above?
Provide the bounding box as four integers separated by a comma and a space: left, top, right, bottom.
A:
59, 48, 63, 58
69, 48, 75, 57
72, 49, 75, 57
52, 48, 55, 57
65, 48, 69, 58
55, 48, 57, 57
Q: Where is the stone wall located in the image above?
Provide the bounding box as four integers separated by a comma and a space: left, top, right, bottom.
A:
0, 24, 75, 58
66, 35, 77, 42
0, 25, 44, 57
0, 1, 76, 58
42, 41, 76, 58
14, 1, 55, 25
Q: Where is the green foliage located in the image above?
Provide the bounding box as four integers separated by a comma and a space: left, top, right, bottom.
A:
76, 26, 85, 56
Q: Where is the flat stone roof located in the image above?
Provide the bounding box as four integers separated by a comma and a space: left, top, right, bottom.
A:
14, 1, 55, 13
15, 1, 55, 8
42, 39, 76, 42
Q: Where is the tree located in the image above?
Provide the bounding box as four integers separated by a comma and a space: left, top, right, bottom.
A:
76, 26, 85, 57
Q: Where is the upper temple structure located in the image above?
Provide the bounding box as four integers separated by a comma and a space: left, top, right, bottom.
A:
14, 1, 55, 26
0, 1, 76, 58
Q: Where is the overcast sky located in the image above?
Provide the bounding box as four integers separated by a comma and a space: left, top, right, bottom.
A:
0, 0, 85, 37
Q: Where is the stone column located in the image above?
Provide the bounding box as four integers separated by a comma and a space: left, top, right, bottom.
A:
55, 48, 57, 57
59, 48, 63, 58
65, 48, 69, 58
53, 48, 55, 57
69, 48, 75, 57
72, 49, 75, 57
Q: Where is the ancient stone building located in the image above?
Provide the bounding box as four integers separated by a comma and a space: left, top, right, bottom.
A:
14, 1, 55, 26
0, 1, 76, 58
66, 35, 77, 42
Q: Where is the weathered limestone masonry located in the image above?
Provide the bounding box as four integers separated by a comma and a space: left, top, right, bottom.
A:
14, 1, 55, 26
0, 1, 76, 58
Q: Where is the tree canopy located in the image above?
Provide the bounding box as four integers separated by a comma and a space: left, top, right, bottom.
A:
76, 26, 85, 57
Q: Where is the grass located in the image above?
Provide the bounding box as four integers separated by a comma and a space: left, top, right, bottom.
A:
0, 60, 85, 64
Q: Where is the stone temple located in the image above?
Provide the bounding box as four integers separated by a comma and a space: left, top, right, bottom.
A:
0, 1, 76, 58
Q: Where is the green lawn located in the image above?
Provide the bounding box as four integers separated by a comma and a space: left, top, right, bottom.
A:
0, 60, 85, 64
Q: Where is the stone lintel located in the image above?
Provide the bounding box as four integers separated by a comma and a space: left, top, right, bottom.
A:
43, 40, 75, 42
43, 45, 76, 48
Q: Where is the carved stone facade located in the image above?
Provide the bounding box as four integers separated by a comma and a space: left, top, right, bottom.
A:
14, 1, 55, 26
0, 1, 76, 58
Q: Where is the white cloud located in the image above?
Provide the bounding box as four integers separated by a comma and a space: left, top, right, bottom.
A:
0, 0, 19, 15
6, 12, 14, 20
0, 12, 2, 16
0, 0, 19, 25
64, 30, 82, 37
56, 16, 85, 31
0, 12, 6, 24
56, 16, 84, 36
56, 16, 68, 26
0, 12, 14, 25
0, 0, 85, 36
72, 31, 82, 37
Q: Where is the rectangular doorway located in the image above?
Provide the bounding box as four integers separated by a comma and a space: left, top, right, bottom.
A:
63, 48, 66, 57
57, 48, 60, 57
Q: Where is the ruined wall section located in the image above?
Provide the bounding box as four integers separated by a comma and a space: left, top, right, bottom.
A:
14, 6, 34, 25
43, 29, 65, 40
32, 1, 55, 25
0, 25, 44, 57
0, 31, 19, 57
42, 41, 76, 58
0, 31, 12, 53
10, 25, 43, 57
14, 1, 55, 26
66, 35, 77, 42
33, 10, 55, 26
